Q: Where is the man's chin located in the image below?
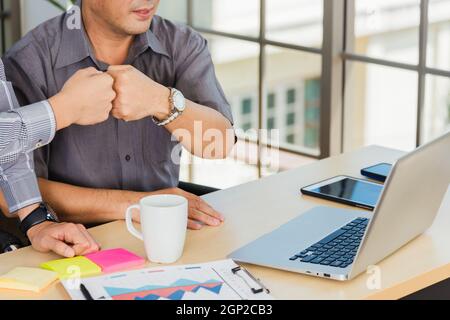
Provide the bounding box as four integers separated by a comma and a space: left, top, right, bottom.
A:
123, 19, 153, 35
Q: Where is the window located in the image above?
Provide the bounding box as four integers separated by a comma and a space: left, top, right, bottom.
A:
286, 134, 295, 144
241, 98, 253, 115
267, 93, 276, 109
242, 122, 252, 132
304, 79, 321, 149
286, 113, 296, 126
157, 0, 450, 187
267, 117, 276, 130
286, 88, 296, 105
344, 0, 450, 151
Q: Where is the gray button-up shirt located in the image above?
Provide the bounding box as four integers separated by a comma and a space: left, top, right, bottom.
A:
3, 11, 233, 193
0, 60, 56, 212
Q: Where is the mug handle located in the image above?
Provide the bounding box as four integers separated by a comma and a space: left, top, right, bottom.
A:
125, 205, 143, 241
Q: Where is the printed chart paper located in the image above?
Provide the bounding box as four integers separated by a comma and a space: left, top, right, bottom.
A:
62, 259, 273, 300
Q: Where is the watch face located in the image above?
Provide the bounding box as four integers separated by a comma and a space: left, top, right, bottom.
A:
173, 91, 186, 112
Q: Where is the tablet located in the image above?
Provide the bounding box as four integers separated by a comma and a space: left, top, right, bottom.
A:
301, 176, 383, 210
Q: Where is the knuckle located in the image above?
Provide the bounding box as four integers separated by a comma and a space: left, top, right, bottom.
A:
66, 223, 78, 232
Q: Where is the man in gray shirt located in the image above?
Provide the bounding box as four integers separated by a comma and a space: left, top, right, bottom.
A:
0, 61, 117, 256
3, 0, 235, 230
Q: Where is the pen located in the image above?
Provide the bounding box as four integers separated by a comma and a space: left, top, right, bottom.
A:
80, 283, 94, 300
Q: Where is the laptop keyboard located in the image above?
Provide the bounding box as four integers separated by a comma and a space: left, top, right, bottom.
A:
289, 218, 369, 269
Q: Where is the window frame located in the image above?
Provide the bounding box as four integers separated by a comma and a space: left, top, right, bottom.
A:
183, 0, 450, 163
342, 0, 450, 150
0, 0, 21, 54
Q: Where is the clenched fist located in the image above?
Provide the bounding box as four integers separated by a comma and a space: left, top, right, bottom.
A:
49, 67, 116, 130
107, 65, 171, 122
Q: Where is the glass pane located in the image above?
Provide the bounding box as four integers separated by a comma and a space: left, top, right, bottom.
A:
157, 0, 188, 24
186, 35, 260, 187
344, 62, 418, 152
205, 35, 260, 138
422, 75, 450, 143
193, 0, 259, 37
427, 0, 450, 71
190, 142, 260, 189
352, 0, 420, 64
261, 147, 317, 178
266, 0, 323, 48
265, 46, 321, 155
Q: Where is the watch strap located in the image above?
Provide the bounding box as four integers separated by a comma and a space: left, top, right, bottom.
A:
19, 203, 58, 235
152, 88, 184, 127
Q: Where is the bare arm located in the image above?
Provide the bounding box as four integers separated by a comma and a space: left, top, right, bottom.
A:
38, 178, 140, 225
38, 178, 224, 229
107, 66, 235, 160
165, 100, 235, 159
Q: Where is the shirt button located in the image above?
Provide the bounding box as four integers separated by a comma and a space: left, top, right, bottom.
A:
125, 155, 131, 162
36, 140, 43, 148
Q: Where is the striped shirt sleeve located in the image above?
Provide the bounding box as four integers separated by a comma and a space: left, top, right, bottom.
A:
0, 59, 56, 213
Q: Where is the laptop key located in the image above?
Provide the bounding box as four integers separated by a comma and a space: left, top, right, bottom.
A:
301, 255, 318, 263
311, 257, 325, 264
331, 261, 343, 267
290, 256, 299, 261
318, 229, 347, 244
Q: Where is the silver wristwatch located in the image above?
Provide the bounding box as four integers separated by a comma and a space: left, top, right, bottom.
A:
152, 88, 186, 127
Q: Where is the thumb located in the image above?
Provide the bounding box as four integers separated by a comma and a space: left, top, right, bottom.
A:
83, 67, 103, 77
107, 65, 129, 77
45, 237, 76, 258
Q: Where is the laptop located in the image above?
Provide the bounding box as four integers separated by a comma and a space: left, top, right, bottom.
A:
228, 131, 450, 281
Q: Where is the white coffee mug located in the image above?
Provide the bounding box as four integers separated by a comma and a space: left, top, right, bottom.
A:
125, 195, 188, 264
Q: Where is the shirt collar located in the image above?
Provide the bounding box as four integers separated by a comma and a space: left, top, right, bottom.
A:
55, 0, 170, 70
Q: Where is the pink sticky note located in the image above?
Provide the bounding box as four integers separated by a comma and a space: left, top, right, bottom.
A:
85, 248, 145, 273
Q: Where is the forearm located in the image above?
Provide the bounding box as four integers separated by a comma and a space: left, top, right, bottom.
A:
165, 100, 235, 159
38, 178, 145, 224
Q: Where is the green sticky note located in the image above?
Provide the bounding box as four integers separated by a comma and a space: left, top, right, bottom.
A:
40, 256, 101, 279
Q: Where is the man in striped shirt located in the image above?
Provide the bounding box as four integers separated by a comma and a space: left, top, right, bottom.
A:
0, 61, 116, 257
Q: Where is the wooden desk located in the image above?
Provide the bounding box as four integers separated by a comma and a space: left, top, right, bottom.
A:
1, 146, 449, 300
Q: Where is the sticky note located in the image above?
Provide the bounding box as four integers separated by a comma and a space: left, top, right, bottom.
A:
0, 267, 58, 293
40, 256, 101, 279
85, 248, 145, 273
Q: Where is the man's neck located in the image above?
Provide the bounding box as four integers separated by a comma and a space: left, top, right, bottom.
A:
82, 7, 133, 65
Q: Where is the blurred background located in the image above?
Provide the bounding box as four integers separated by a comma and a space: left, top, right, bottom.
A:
0, 0, 448, 189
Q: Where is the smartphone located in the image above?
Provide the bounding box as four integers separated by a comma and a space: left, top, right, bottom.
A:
361, 163, 392, 182
301, 176, 383, 210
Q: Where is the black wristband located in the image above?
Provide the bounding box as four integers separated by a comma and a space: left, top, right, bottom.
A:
19, 203, 59, 235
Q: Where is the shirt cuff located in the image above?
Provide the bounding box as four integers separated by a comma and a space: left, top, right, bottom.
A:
0, 170, 42, 213
14, 101, 56, 151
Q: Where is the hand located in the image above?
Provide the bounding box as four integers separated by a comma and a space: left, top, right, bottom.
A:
49, 67, 116, 130
27, 221, 100, 257
107, 65, 171, 122
133, 188, 225, 230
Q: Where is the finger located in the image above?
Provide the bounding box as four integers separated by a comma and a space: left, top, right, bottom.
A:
196, 199, 225, 222
96, 72, 115, 87
189, 208, 221, 227
44, 237, 75, 258
108, 65, 131, 72
83, 67, 102, 76
188, 219, 203, 230
75, 224, 100, 255
62, 224, 91, 254
106, 66, 126, 78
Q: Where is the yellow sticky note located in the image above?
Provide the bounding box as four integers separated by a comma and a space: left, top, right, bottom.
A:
0, 267, 58, 293
40, 256, 101, 279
